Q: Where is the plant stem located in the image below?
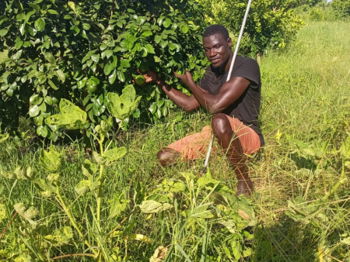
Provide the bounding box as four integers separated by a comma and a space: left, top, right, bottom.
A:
56, 191, 98, 256
56, 191, 84, 238
52, 253, 96, 260
96, 134, 105, 229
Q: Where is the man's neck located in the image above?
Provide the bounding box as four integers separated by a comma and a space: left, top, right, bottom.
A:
212, 53, 233, 76
224, 53, 233, 73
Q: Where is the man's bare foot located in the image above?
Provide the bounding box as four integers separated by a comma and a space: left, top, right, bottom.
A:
157, 148, 181, 166
236, 179, 254, 196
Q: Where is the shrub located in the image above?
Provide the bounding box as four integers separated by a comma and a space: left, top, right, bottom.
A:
194, 0, 304, 55
0, 0, 207, 139
332, 0, 350, 18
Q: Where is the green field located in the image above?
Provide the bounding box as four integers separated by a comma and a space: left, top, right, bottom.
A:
0, 20, 349, 261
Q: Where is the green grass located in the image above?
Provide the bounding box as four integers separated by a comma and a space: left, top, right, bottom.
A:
252, 20, 350, 261
0, 21, 349, 261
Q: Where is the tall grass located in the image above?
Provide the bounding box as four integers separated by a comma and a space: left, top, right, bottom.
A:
0, 21, 349, 261
252, 20, 350, 261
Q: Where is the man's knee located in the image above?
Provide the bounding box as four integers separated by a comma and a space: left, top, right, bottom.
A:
157, 147, 180, 166
211, 113, 231, 137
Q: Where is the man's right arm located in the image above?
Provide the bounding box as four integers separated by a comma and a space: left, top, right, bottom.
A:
143, 72, 200, 112
155, 79, 200, 112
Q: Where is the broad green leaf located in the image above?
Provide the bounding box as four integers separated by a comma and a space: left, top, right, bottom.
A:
6, 88, 14, 97
188, 203, 214, 219
75, 179, 92, 195
106, 85, 141, 120
232, 241, 242, 260
14, 203, 38, 228
163, 18, 171, 28
108, 69, 117, 84
104, 60, 117, 76
82, 159, 98, 177
109, 196, 129, 219
142, 30, 153, 37
44, 52, 55, 64
102, 49, 113, 59
82, 23, 91, 30
341, 237, 350, 246
47, 9, 59, 15
34, 18, 45, 32
117, 71, 125, 82
237, 198, 256, 226
45, 226, 73, 246
34, 178, 56, 195
19, 24, 26, 35
56, 69, 66, 82
14, 37, 24, 49
41, 146, 61, 172
140, 200, 172, 214
0, 203, 7, 222
0, 28, 9, 37
45, 99, 87, 130
29, 105, 40, 117
87, 76, 100, 89
36, 125, 48, 137
145, 44, 155, 54
91, 53, 100, 63
134, 75, 145, 86
68, 1, 76, 12
30, 94, 43, 105
14, 166, 26, 180
12, 50, 23, 60
103, 146, 127, 163
197, 172, 219, 188
180, 24, 189, 34
48, 79, 58, 90
82, 50, 94, 63
154, 35, 162, 44
0, 133, 9, 143
218, 219, 236, 234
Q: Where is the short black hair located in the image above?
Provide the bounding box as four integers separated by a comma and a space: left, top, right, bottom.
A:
203, 24, 229, 39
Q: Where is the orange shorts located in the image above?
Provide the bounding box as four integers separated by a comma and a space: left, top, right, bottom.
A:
167, 116, 261, 160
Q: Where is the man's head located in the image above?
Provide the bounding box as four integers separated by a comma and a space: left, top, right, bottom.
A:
202, 25, 232, 69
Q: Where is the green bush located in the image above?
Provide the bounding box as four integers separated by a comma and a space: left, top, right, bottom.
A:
195, 0, 304, 55
0, 0, 207, 139
332, 0, 350, 18
308, 4, 337, 21
0, 0, 307, 141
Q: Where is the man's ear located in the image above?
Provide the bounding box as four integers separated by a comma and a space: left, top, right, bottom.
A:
227, 38, 232, 47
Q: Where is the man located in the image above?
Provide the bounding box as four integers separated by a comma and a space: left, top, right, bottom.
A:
145, 24, 264, 195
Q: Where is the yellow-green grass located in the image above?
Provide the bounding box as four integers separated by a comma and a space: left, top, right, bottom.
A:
250, 21, 350, 261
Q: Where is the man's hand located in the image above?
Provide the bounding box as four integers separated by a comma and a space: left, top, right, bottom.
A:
143, 71, 158, 84
174, 71, 193, 88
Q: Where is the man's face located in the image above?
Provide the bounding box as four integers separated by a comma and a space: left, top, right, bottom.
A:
203, 33, 232, 69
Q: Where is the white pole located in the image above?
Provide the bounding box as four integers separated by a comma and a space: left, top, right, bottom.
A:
204, 0, 253, 168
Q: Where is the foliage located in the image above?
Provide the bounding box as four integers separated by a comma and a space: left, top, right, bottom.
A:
0, 119, 130, 261
140, 171, 256, 261
195, 0, 304, 55
305, 4, 337, 21
0, 115, 257, 261
332, 0, 350, 18
0, 0, 207, 139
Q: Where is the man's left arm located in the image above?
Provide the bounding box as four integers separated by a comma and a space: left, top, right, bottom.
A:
178, 71, 250, 114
